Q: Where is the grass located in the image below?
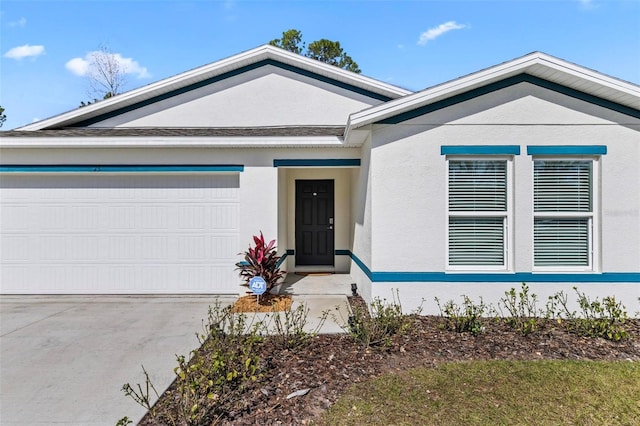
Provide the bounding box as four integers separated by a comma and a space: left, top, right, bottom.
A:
319, 360, 640, 426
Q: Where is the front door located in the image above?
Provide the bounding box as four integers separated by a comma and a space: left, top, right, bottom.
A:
295, 179, 334, 266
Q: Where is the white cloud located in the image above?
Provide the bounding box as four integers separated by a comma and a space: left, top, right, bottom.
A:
4, 44, 45, 60
65, 51, 150, 79
417, 21, 466, 45
65, 57, 90, 76
578, 0, 596, 9
8, 17, 27, 28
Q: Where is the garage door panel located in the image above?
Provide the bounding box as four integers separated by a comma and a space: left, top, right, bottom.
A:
1, 174, 240, 294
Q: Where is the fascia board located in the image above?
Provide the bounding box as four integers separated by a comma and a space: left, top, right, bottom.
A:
19, 45, 411, 131
0, 135, 346, 148
347, 52, 640, 131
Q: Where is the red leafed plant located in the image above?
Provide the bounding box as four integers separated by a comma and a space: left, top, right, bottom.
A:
236, 232, 285, 294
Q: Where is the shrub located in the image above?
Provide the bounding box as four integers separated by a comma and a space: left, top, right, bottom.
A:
548, 287, 629, 341
436, 295, 487, 336
499, 283, 542, 335
341, 290, 413, 347
235, 232, 285, 294
264, 303, 329, 350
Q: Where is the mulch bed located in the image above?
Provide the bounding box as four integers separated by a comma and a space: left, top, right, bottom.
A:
140, 296, 640, 425
231, 294, 292, 313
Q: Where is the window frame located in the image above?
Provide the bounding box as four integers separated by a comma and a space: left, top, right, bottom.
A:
445, 155, 514, 271
531, 156, 600, 272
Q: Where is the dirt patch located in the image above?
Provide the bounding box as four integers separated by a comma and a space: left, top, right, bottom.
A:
231, 293, 292, 313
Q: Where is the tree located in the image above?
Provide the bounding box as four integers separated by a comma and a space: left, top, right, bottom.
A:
269, 29, 361, 74
0, 105, 6, 128
79, 45, 125, 107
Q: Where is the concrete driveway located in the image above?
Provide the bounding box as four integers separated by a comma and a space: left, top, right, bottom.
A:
0, 295, 232, 426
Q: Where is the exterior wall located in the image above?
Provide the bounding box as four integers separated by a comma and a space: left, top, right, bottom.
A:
88, 66, 385, 128
350, 137, 373, 302
365, 82, 640, 313
0, 146, 361, 293
282, 167, 354, 272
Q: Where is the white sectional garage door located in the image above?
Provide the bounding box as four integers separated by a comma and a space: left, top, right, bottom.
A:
0, 173, 240, 294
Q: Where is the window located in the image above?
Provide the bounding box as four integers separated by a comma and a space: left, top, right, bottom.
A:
447, 159, 510, 269
533, 159, 594, 269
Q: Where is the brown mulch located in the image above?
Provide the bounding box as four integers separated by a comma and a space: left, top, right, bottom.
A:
140, 296, 640, 425
231, 294, 292, 313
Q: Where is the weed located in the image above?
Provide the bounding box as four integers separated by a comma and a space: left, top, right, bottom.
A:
121, 365, 166, 422
436, 295, 487, 336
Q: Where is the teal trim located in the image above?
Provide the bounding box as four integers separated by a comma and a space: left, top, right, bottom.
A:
372, 272, 640, 283
73, 59, 393, 127
276, 252, 288, 269
378, 74, 640, 124
0, 165, 244, 173
286, 249, 639, 283
441, 145, 520, 155
348, 252, 373, 280
527, 145, 607, 155
273, 159, 361, 167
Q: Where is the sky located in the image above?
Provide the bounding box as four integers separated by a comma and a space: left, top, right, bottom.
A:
0, 0, 639, 130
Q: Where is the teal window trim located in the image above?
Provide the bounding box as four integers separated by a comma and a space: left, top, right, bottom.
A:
0, 165, 244, 173
441, 145, 520, 155
527, 146, 607, 155
273, 159, 361, 167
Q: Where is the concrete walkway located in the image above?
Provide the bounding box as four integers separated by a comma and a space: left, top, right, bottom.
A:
0, 279, 353, 425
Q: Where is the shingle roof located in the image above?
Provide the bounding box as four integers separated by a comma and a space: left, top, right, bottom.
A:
0, 126, 345, 138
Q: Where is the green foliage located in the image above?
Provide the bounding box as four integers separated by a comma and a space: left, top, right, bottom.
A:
121, 365, 164, 421
173, 303, 263, 424
341, 290, 413, 347
115, 416, 132, 426
548, 287, 629, 341
265, 303, 328, 350
235, 232, 285, 294
499, 283, 542, 335
269, 29, 361, 73
436, 295, 487, 336
0, 105, 6, 128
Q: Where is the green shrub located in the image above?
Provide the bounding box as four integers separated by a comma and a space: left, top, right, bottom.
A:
341, 290, 413, 347
547, 287, 629, 341
264, 303, 328, 350
499, 283, 542, 335
436, 295, 487, 336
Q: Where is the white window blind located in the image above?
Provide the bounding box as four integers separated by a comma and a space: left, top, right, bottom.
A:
534, 160, 593, 267
448, 160, 507, 267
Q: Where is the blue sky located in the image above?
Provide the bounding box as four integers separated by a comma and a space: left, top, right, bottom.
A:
1, 0, 638, 130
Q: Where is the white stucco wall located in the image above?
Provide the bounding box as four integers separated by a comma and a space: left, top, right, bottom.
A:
364, 82, 640, 311
88, 66, 385, 128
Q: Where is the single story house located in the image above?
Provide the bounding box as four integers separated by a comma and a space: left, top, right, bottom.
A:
1, 45, 638, 313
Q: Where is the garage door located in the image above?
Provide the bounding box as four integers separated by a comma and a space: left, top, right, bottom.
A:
0, 173, 240, 294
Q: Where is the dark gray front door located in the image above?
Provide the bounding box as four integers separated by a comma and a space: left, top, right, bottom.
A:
295, 179, 334, 266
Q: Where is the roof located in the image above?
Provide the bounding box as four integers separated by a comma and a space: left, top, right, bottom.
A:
1, 126, 345, 138
345, 51, 640, 142
18, 45, 412, 131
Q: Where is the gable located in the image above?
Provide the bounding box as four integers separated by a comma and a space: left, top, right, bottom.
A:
83, 63, 390, 128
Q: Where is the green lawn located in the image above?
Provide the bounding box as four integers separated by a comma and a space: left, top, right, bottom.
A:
320, 360, 640, 426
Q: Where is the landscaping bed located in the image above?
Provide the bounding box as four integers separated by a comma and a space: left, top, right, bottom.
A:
135, 295, 640, 425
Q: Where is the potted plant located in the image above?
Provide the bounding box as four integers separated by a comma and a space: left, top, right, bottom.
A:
235, 232, 285, 295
